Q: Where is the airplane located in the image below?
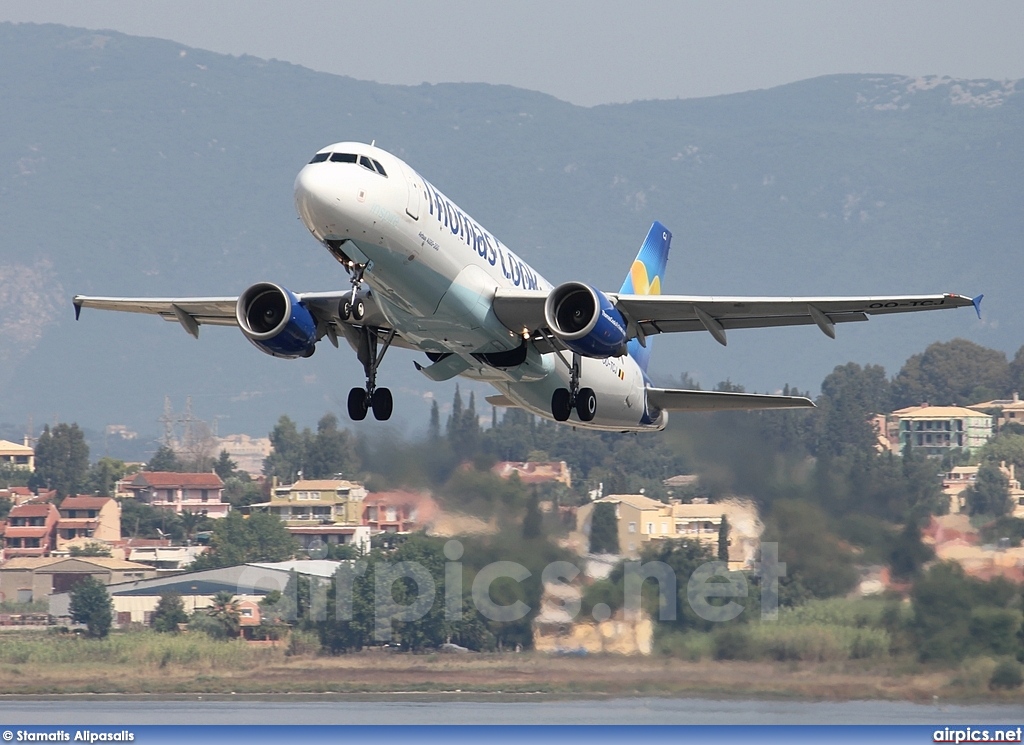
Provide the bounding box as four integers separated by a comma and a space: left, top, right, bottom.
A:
73, 142, 981, 433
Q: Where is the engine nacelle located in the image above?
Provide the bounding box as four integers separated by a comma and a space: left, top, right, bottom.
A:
236, 282, 317, 359
543, 281, 628, 358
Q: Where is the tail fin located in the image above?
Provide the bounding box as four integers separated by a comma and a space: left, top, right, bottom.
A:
619, 221, 671, 373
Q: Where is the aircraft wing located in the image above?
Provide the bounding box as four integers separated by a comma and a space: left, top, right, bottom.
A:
646, 387, 815, 411
72, 290, 408, 345
492, 290, 980, 347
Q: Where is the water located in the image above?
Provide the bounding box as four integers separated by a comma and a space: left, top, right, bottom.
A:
1, 696, 1020, 725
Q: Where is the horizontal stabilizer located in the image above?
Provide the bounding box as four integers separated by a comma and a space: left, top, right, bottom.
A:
646, 387, 815, 412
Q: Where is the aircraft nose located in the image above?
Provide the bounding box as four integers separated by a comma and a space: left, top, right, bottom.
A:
293, 164, 337, 230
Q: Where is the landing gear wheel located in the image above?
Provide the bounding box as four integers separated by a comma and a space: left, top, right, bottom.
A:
576, 387, 597, 422
352, 300, 366, 321
347, 387, 369, 421
371, 387, 393, 421
339, 299, 352, 321
551, 388, 572, 422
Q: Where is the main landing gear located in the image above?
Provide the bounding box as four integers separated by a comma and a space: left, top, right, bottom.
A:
347, 326, 395, 422
550, 351, 597, 423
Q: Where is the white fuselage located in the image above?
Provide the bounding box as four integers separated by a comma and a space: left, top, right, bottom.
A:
293, 142, 665, 432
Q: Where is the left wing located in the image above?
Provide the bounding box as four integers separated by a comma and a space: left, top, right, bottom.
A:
493, 291, 980, 347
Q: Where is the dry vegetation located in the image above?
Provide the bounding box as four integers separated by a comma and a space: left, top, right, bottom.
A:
0, 630, 1016, 702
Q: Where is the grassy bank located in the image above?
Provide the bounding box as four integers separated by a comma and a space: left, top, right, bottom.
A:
0, 629, 1018, 702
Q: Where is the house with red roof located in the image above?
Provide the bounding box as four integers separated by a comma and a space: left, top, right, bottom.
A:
55, 496, 122, 552
2, 502, 59, 560
125, 471, 230, 518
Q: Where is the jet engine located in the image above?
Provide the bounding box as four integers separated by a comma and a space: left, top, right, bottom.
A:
236, 282, 318, 359
543, 281, 628, 358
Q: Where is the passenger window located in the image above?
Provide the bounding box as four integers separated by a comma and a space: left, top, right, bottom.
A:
330, 153, 357, 163
359, 155, 375, 171
308, 153, 329, 163
372, 159, 388, 177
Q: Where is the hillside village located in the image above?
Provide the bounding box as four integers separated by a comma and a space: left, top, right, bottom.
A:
0, 340, 1020, 682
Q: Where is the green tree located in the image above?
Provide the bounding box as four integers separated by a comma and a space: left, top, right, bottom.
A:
151, 591, 188, 633
813, 362, 891, 457
146, 445, 183, 472
964, 462, 1012, 518
119, 498, 184, 541
980, 433, 1024, 470
69, 576, 113, 638
207, 590, 242, 637
589, 502, 620, 554
305, 413, 359, 479
263, 415, 307, 481
892, 339, 1010, 408
32, 423, 89, 498
189, 511, 298, 569
522, 490, 543, 539
213, 450, 238, 480
718, 514, 730, 563
84, 457, 127, 496
888, 520, 934, 580
69, 542, 112, 557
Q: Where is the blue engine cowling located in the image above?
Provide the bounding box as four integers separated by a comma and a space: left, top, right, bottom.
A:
543, 282, 628, 358
235, 282, 318, 359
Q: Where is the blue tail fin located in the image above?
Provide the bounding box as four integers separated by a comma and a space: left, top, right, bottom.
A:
618, 221, 671, 373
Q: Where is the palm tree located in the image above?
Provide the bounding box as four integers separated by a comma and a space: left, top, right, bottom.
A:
208, 590, 242, 637
180, 510, 203, 544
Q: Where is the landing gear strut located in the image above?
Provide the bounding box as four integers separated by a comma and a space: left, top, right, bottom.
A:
347, 327, 395, 421
550, 351, 596, 422
338, 261, 367, 322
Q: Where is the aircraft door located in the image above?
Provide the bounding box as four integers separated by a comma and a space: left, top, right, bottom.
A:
399, 161, 422, 221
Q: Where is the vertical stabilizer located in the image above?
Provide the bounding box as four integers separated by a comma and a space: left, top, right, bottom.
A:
619, 221, 671, 373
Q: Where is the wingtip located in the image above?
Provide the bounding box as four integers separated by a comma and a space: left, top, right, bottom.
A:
73, 299, 82, 321
971, 293, 983, 319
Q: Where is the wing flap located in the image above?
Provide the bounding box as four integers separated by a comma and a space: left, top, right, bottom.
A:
647, 387, 815, 412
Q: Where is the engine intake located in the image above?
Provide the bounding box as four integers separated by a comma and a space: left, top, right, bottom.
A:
236, 282, 317, 359
543, 282, 628, 358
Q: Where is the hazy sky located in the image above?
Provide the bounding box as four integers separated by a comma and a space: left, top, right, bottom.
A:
2, 0, 1022, 106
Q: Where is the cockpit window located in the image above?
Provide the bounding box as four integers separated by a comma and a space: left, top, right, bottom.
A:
313, 151, 388, 177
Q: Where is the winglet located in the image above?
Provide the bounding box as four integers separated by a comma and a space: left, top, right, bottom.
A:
971, 294, 983, 319
73, 299, 82, 321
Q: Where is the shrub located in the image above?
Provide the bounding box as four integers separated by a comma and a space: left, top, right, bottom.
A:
713, 626, 752, 661
989, 659, 1023, 690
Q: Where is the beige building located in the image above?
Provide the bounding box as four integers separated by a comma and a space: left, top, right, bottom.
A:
252, 478, 369, 553
0, 438, 34, 471
256, 478, 367, 525
892, 405, 993, 455
576, 494, 756, 570
943, 462, 1024, 517
0, 556, 155, 605
55, 496, 122, 552
967, 392, 1024, 432
215, 433, 273, 477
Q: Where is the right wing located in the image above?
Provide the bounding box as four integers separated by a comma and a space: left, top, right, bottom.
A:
646, 387, 815, 411
72, 290, 413, 348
